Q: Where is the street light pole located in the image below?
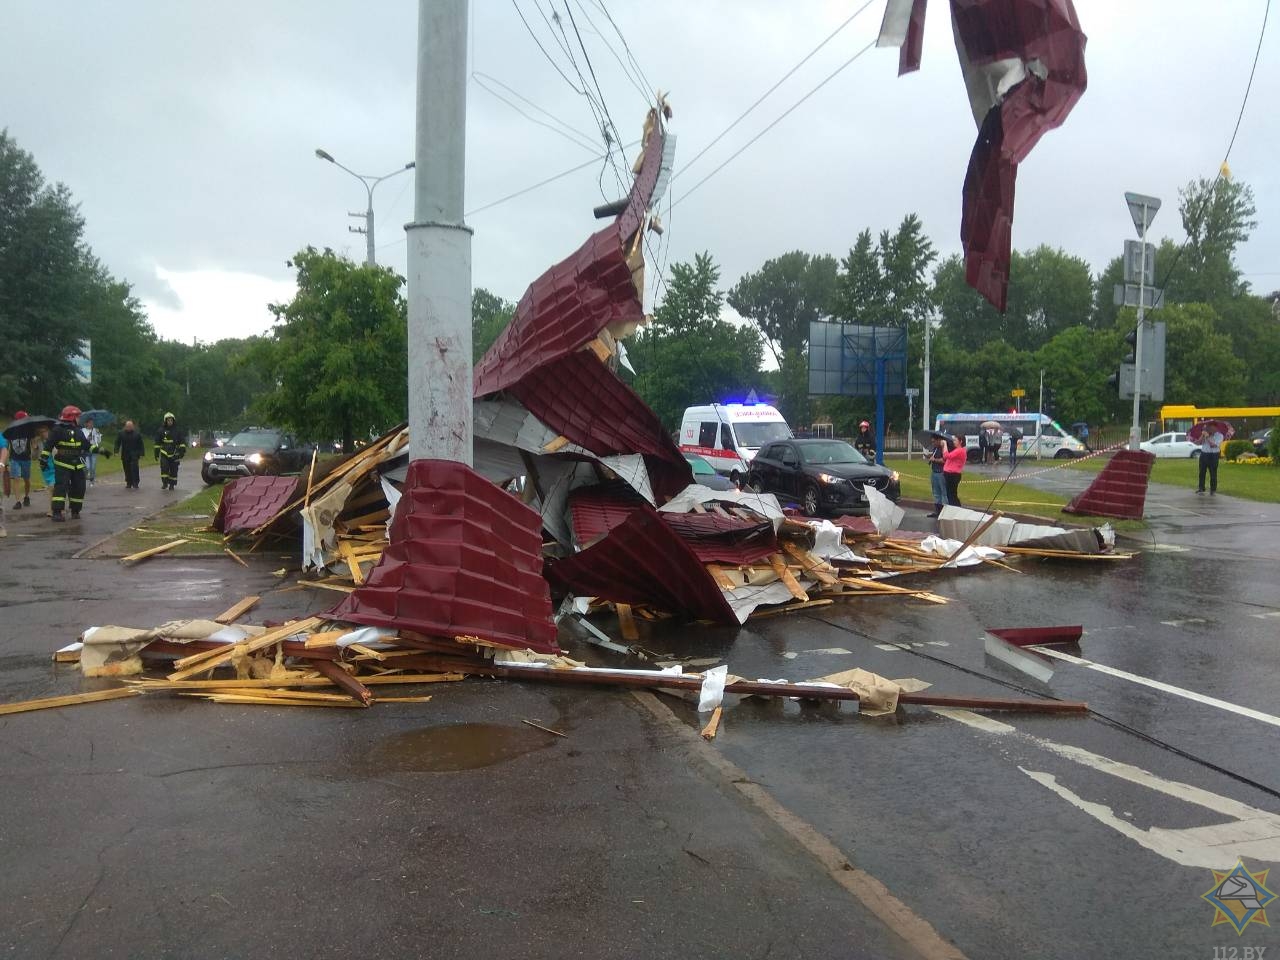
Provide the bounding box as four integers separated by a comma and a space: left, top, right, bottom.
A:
314, 149, 415, 266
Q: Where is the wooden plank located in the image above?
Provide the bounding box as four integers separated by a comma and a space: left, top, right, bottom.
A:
347, 642, 387, 661
615, 603, 640, 642
119, 539, 188, 565
748, 598, 834, 619
168, 616, 324, 681
781, 541, 839, 585
309, 658, 373, 706
520, 718, 568, 738
128, 673, 464, 692
700, 706, 723, 741
585, 337, 612, 362
213, 595, 261, 625
223, 547, 249, 568
185, 694, 364, 708
541, 435, 571, 454
297, 580, 355, 594
0, 687, 139, 716
303, 630, 349, 649
339, 540, 365, 585
303, 446, 319, 507
769, 554, 809, 602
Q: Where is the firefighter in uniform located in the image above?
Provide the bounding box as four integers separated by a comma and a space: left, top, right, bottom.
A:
40, 405, 107, 522
155, 412, 187, 490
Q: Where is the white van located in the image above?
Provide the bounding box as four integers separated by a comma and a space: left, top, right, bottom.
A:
933, 412, 1086, 459
679, 403, 793, 482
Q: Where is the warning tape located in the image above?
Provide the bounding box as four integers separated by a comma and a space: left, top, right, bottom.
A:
953, 442, 1125, 486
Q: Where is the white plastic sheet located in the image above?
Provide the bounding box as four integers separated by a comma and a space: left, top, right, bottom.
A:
862, 485, 904, 536
697, 664, 729, 713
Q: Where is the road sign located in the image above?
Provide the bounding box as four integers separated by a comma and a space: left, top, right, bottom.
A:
1123, 240, 1156, 285
905, 387, 920, 398
1124, 192, 1161, 237
1113, 284, 1162, 309
1011, 388, 1026, 398
1114, 322, 1166, 401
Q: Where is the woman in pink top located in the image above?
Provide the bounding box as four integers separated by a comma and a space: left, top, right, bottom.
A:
943, 434, 967, 506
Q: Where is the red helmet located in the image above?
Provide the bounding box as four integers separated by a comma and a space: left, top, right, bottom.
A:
13, 410, 27, 420
860, 420, 870, 428
60, 405, 82, 422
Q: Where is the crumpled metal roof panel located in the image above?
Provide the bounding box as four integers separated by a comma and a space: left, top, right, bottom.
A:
546, 508, 736, 624
329, 459, 559, 653
511, 351, 691, 502
212, 475, 303, 533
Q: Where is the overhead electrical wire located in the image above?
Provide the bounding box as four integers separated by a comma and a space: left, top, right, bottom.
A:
587, 0, 656, 104
674, 0, 878, 183
570, 0, 653, 107
472, 71, 603, 153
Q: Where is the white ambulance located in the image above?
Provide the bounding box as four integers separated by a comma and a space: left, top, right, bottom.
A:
679, 403, 793, 483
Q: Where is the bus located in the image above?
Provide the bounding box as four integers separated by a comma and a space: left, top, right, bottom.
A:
1158, 404, 1280, 435
934, 412, 1087, 459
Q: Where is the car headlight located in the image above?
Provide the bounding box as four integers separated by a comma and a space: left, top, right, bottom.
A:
889, 470, 900, 482
816, 472, 844, 485
203, 451, 214, 462
247, 453, 264, 466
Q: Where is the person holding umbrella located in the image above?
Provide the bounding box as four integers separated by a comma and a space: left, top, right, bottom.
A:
925, 431, 949, 517
1192, 419, 1230, 495
5, 410, 45, 510
81, 416, 102, 485
943, 433, 968, 506
154, 412, 187, 490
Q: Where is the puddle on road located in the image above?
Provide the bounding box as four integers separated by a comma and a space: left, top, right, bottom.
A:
369, 722, 557, 772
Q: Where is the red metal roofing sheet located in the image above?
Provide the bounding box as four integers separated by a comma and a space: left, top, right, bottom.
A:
568, 482, 647, 544
329, 459, 559, 653
212, 475, 303, 533
546, 508, 736, 624
511, 351, 691, 502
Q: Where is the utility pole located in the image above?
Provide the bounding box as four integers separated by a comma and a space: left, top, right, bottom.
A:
922, 316, 932, 434
1036, 369, 1044, 461
314, 149, 415, 266
1123, 192, 1160, 451
407, 0, 472, 464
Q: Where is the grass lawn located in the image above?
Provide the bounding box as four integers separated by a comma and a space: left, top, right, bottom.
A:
1063, 454, 1280, 503
892, 459, 1145, 531
102, 483, 230, 558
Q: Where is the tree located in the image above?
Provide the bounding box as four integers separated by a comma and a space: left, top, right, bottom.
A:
0, 130, 91, 412
630, 253, 763, 429
1151, 303, 1247, 407
247, 248, 407, 451
935, 245, 1093, 352
1033, 325, 1124, 427
727, 251, 837, 426
1175, 175, 1257, 303
833, 230, 885, 326
472, 287, 514, 362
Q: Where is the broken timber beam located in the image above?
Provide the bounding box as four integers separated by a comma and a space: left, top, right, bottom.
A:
308, 659, 373, 706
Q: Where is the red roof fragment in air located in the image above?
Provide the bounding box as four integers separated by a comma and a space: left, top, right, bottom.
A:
212, 475, 303, 533
329, 459, 559, 653
546, 508, 737, 625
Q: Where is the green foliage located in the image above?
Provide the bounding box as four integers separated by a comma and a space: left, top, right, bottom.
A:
726, 251, 837, 358
0, 129, 91, 412
1112, 302, 1245, 407
248, 248, 407, 451
630, 253, 763, 429
833, 214, 937, 333
934, 245, 1094, 352
472, 287, 514, 362
1222, 439, 1252, 461
1175, 176, 1257, 302
1270, 419, 1280, 462
1032, 325, 1125, 426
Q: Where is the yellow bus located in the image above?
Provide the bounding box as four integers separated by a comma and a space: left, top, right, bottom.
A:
1159, 404, 1280, 434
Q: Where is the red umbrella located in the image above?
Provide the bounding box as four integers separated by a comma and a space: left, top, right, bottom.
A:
1188, 420, 1234, 443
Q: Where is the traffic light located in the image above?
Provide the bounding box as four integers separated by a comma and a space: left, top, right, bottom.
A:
1044, 387, 1057, 415
1123, 327, 1138, 365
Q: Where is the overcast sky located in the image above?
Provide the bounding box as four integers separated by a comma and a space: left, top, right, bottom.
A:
2, 0, 1275, 344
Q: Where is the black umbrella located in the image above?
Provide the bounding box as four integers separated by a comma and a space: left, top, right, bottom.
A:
3, 414, 57, 442
78, 409, 115, 427
923, 429, 952, 441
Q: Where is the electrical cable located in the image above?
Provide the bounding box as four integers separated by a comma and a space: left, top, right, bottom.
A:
671, 39, 877, 211
472, 72, 603, 153
561, 1, 630, 174
675, 0, 877, 182
1151, 0, 1271, 305
511, 0, 588, 95
588, 0, 656, 104
803, 613, 1280, 801
570, 0, 653, 107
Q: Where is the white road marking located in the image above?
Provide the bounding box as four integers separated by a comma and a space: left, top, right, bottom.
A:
1030, 646, 1280, 729
1250, 611, 1280, 620
800, 647, 852, 656
1159, 617, 1207, 627
1144, 542, 1190, 552
873, 641, 951, 652
933, 709, 1280, 868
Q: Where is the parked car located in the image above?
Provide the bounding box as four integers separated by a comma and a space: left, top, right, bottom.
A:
683, 452, 735, 491
201, 428, 311, 484
1251, 428, 1273, 455
746, 438, 900, 516
1139, 432, 1201, 458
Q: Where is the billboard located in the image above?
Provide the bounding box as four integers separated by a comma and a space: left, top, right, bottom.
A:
807, 322, 907, 397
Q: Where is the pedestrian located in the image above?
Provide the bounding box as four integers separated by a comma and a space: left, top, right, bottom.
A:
926, 434, 947, 518
943, 433, 967, 507
854, 420, 875, 459
8, 410, 34, 510
114, 419, 145, 489
985, 425, 1003, 463
82, 416, 102, 485
154, 412, 187, 490
1196, 423, 1224, 495
1005, 425, 1024, 469
37, 427, 56, 516
977, 428, 989, 465
39, 405, 107, 521
1078, 422, 1091, 452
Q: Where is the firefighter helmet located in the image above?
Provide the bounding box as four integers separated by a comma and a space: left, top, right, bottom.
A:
860, 420, 870, 428
163, 411, 176, 422
13, 410, 27, 420
60, 405, 82, 423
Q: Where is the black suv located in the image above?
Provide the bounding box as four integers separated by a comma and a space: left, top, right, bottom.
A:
200, 428, 311, 485
746, 438, 901, 516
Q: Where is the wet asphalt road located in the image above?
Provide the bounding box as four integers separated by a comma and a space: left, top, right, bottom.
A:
2, 462, 1278, 958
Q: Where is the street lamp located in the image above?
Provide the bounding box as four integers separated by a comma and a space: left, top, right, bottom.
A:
314, 148, 415, 265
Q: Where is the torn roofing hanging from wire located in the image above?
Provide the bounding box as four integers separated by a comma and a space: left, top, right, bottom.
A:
878, 0, 1087, 311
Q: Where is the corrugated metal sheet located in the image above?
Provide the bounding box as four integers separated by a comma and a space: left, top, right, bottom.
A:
212, 475, 303, 533
329, 459, 559, 653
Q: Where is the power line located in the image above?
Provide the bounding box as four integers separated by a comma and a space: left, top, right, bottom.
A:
569, 0, 652, 107
467, 142, 640, 218
672, 38, 878, 210
510, 0, 587, 95
473, 70, 600, 147
1153, 0, 1271, 304
588, 0, 656, 103
675, 0, 877, 182
472, 72, 602, 153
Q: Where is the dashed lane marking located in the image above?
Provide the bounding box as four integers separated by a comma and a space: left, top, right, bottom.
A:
874, 641, 951, 652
